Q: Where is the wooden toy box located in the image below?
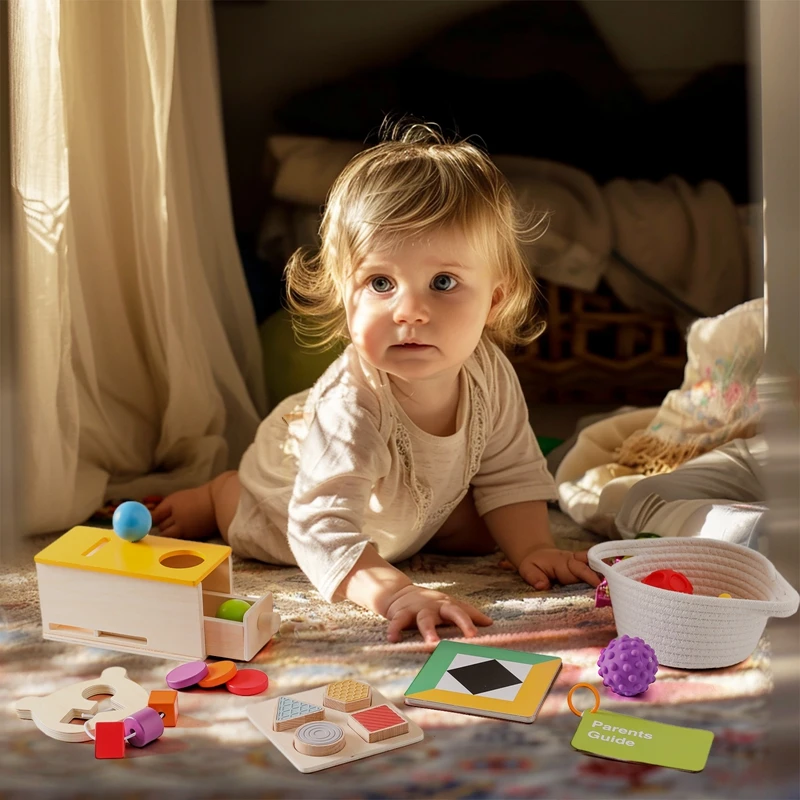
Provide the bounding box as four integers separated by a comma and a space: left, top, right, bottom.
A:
34, 526, 280, 662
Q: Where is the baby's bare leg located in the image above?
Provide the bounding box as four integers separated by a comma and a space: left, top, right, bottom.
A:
152, 470, 241, 543
424, 489, 498, 556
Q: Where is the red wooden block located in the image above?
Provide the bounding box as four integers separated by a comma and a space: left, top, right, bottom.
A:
95, 720, 126, 759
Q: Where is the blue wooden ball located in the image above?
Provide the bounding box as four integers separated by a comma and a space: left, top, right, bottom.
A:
112, 501, 152, 542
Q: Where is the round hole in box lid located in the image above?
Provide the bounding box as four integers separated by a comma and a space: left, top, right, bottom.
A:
159, 551, 205, 570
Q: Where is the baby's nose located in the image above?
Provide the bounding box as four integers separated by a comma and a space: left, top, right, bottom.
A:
393, 290, 429, 324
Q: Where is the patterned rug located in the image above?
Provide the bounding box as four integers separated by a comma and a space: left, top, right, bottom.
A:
0, 511, 784, 798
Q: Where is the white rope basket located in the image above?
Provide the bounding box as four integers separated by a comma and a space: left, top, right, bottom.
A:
588, 538, 800, 669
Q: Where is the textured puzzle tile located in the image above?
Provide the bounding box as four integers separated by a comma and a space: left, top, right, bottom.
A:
272, 696, 325, 732
348, 703, 409, 743
323, 679, 371, 712
293, 721, 346, 756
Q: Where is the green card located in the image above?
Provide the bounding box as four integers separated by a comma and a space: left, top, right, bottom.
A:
571, 710, 714, 772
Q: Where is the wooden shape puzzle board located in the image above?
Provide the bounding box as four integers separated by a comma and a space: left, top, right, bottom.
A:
246, 684, 423, 773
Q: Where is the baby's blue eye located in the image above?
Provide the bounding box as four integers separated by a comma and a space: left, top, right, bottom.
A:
431, 274, 457, 291
370, 276, 393, 293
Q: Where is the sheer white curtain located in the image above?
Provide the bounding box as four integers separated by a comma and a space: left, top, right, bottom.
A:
9, 0, 266, 536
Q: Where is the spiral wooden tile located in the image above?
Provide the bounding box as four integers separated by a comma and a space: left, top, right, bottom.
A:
293, 721, 346, 756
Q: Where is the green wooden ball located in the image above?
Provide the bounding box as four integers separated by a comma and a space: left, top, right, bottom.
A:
216, 599, 252, 622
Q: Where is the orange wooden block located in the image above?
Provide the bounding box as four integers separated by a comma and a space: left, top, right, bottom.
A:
149, 689, 178, 727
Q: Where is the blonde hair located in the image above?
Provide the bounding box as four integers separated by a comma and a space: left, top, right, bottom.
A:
285, 119, 547, 349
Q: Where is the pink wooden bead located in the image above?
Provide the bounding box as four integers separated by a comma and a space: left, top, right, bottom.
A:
124, 706, 165, 747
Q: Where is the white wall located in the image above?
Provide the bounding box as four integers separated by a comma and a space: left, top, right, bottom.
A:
212, 0, 747, 230
214, 0, 502, 112
213, 0, 502, 230
581, 0, 746, 101
757, 0, 799, 584
756, 0, 800, 783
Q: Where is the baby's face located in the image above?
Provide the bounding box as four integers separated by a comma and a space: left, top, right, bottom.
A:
343, 228, 502, 386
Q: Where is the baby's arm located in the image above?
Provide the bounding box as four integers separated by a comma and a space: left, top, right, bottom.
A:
288, 380, 491, 643
484, 500, 600, 589
335, 544, 493, 643
472, 343, 600, 589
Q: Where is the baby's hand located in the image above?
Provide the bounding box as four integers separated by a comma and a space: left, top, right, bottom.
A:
384, 584, 493, 644
517, 547, 601, 590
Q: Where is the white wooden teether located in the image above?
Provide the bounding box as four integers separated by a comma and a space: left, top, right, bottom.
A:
14, 666, 149, 742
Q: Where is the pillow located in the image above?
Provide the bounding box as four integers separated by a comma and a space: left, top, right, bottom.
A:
268, 135, 361, 205
265, 135, 611, 292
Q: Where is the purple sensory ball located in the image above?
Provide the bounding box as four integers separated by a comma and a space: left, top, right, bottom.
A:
597, 634, 659, 697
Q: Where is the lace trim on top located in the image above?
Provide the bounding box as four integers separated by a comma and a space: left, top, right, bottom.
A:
391, 369, 490, 533
393, 421, 433, 531
466, 342, 490, 483
358, 337, 493, 534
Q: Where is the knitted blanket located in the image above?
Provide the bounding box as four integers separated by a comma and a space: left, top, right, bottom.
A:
616, 298, 764, 475
556, 299, 764, 534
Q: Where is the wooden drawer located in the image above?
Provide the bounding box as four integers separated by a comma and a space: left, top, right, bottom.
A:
202, 589, 280, 662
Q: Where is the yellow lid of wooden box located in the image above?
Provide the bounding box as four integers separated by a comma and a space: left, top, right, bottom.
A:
34, 526, 231, 586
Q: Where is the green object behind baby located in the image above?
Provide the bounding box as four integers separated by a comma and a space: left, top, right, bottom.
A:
536, 436, 564, 456
260, 309, 344, 409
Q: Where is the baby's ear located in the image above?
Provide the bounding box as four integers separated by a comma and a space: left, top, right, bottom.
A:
487, 285, 507, 325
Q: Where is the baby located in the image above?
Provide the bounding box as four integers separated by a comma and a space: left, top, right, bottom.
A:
154, 120, 600, 643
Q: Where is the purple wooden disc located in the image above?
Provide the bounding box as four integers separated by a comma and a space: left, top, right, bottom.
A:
124, 706, 165, 747
166, 660, 209, 689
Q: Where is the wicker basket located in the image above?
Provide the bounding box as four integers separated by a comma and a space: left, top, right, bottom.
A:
509, 279, 687, 405
588, 538, 799, 669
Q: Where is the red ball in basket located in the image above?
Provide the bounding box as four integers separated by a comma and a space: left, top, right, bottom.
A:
640, 568, 694, 594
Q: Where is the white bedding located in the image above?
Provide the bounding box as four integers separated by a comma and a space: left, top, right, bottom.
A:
259, 134, 758, 323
